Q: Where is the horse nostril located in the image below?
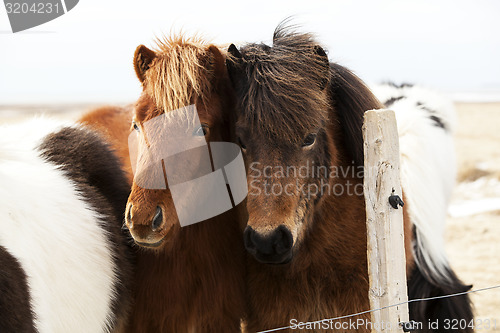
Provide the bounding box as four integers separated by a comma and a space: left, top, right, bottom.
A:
126, 204, 133, 225
151, 206, 163, 231
244, 226, 257, 253
274, 225, 293, 255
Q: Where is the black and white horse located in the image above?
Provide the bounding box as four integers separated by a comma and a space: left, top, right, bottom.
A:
0, 118, 132, 332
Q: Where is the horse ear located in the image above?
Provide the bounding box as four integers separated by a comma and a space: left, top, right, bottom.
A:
228, 43, 242, 59
207, 45, 226, 80
134, 45, 156, 83
314, 46, 330, 90
226, 44, 244, 85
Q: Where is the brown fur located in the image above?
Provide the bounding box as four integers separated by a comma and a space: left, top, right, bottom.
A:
79, 105, 134, 183
227, 25, 415, 332
80, 35, 246, 332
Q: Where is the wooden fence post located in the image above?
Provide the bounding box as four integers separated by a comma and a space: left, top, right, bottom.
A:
363, 109, 409, 332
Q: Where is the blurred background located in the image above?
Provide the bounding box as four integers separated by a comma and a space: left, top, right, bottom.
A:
1, 0, 500, 104
1, 0, 499, 327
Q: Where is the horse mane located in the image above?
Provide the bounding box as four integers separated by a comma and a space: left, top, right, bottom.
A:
328, 63, 385, 166
142, 35, 221, 114
235, 25, 330, 142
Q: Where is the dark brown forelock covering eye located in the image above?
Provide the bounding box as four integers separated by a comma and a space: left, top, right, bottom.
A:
238, 27, 330, 142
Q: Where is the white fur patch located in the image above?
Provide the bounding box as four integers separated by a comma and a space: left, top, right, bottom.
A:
372, 84, 457, 281
0, 117, 117, 333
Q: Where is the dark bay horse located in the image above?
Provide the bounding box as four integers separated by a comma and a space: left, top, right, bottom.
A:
226, 25, 473, 332
80, 36, 246, 332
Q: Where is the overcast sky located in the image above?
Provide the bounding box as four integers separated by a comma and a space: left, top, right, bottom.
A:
1, 0, 499, 104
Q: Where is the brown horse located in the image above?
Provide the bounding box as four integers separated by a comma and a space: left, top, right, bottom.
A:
80, 36, 246, 332
80, 105, 134, 182
226, 25, 473, 332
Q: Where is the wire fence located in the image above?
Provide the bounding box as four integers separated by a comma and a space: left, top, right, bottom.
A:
256, 284, 500, 333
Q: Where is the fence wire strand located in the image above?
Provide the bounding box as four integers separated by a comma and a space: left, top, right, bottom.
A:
256, 284, 500, 333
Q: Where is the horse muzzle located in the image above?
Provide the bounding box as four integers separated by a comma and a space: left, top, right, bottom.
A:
244, 225, 294, 264
125, 204, 168, 248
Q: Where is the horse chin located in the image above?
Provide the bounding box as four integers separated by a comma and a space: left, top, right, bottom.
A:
131, 222, 177, 250
134, 236, 166, 249
253, 251, 293, 265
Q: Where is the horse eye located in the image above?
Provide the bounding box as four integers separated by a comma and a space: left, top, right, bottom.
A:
237, 137, 247, 150
302, 133, 317, 147
194, 124, 208, 137
133, 122, 140, 132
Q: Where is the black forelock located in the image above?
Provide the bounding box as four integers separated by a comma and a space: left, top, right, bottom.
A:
235, 25, 331, 142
